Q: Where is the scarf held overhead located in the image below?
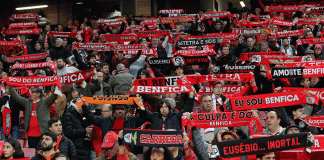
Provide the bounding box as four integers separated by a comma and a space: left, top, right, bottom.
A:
133, 76, 179, 86
213, 133, 308, 158
73, 43, 113, 51
131, 85, 192, 94
226, 91, 319, 111
271, 66, 324, 78
123, 129, 183, 147
74, 95, 139, 107
11, 62, 56, 74
278, 87, 324, 102
6, 53, 49, 63
60, 69, 95, 84
177, 73, 258, 92
100, 34, 136, 42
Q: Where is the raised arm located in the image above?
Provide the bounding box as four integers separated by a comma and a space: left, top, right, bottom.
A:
9, 86, 28, 106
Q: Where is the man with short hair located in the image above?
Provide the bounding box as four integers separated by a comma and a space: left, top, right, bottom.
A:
242, 37, 260, 53
36, 118, 77, 160
280, 38, 297, 55
56, 58, 79, 76
49, 38, 70, 60
91, 104, 113, 157
62, 95, 93, 160
101, 63, 111, 83
264, 110, 285, 135
107, 50, 142, 74
256, 152, 275, 160
107, 63, 133, 95
31, 132, 60, 160
9, 85, 59, 148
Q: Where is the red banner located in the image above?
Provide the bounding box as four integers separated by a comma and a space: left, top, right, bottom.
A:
0, 40, 23, 54
60, 69, 95, 84
296, 38, 324, 50
6, 53, 49, 63
131, 85, 192, 94
270, 19, 293, 26
9, 22, 38, 29
3, 28, 41, 35
4, 76, 61, 87
73, 43, 113, 51
100, 34, 136, 42
0, 87, 29, 98
266, 6, 304, 13
227, 91, 319, 111
305, 116, 324, 129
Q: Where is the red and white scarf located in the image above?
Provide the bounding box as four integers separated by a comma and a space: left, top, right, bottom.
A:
177, 73, 258, 92
227, 91, 319, 111
9, 22, 38, 29
3, 28, 42, 35
239, 51, 285, 61
60, 69, 95, 84
73, 43, 113, 51
137, 30, 171, 38
100, 34, 136, 42
11, 62, 56, 74
46, 31, 83, 43
131, 85, 192, 94
159, 16, 195, 24
159, 9, 184, 14
6, 53, 49, 63
265, 29, 304, 40
11, 14, 38, 19
174, 49, 216, 56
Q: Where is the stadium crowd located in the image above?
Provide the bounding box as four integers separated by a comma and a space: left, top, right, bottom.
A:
0, 0, 324, 159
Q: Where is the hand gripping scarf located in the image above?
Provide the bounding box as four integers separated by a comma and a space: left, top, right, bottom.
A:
226, 91, 319, 111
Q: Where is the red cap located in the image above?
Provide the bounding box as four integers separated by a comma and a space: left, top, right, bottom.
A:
71, 26, 77, 31
101, 131, 118, 148
315, 44, 323, 50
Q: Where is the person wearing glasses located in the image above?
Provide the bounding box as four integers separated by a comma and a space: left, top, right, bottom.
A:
8, 84, 59, 148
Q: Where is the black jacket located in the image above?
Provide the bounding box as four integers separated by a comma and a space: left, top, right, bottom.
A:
242, 47, 260, 53
143, 98, 194, 130
35, 134, 77, 160
62, 107, 92, 160
31, 150, 60, 160
82, 104, 146, 140
0, 95, 24, 126
49, 46, 71, 60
